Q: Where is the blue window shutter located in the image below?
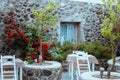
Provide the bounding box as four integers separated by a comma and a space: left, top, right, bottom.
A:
60, 24, 67, 44
67, 24, 74, 42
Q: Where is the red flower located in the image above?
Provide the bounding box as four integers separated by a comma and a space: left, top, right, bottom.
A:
9, 33, 13, 38
46, 28, 50, 32
13, 31, 17, 36
37, 40, 41, 45
7, 31, 11, 35
50, 43, 54, 47
33, 42, 37, 46
22, 41, 25, 45
37, 47, 40, 51
42, 52, 51, 60
25, 38, 29, 42
34, 47, 38, 51
29, 53, 36, 59
42, 53, 46, 59
7, 38, 12, 44
42, 43, 48, 51
19, 31, 24, 36
6, 28, 11, 32
16, 35, 20, 40
12, 25, 19, 30
23, 36, 27, 39
46, 57, 51, 60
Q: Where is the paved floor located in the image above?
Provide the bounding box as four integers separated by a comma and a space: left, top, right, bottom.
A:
61, 70, 83, 80
62, 71, 70, 80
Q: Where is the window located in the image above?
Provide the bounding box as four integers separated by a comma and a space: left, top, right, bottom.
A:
60, 22, 80, 44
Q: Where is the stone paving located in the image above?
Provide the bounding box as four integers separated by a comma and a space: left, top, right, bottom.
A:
62, 71, 70, 80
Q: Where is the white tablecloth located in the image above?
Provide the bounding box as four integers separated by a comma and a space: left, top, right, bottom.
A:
66, 54, 99, 71
107, 57, 120, 66
107, 57, 120, 72
66, 54, 98, 64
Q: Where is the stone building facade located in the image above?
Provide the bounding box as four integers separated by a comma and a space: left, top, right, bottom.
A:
0, 0, 107, 55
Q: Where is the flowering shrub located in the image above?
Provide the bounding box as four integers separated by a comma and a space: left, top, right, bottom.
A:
3, 0, 61, 64
3, 14, 56, 63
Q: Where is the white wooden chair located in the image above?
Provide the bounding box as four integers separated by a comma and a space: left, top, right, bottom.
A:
76, 51, 91, 80
1, 55, 17, 80
68, 51, 85, 80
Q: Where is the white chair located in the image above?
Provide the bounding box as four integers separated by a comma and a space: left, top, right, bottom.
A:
76, 51, 91, 80
68, 51, 85, 80
1, 55, 17, 80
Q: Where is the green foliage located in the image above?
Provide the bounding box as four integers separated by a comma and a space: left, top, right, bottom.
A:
32, 0, 58, 29
50, 41, 74, 62
48, 42, 63, 62
102, 0, 120, 77
60, 42, 74, 61
101, 18, 113, 39
82, 41, 112, 59
30, 0, 59, 62
73, 41, 86, 51
48, 41, 112, 62
101, 0, 120, 53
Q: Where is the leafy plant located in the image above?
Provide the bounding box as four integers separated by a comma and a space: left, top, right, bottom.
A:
101, 0, 120, 78
31, 0, 59, 62
73, 41, 86, 51
82, 41, 112, 59
2, 0, 60, 63
60, 41, 74, 61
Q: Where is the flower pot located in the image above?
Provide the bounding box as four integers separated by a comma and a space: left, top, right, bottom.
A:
81, 71, 120, 80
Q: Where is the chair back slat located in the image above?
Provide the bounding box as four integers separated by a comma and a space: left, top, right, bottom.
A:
1, 55, 17, 80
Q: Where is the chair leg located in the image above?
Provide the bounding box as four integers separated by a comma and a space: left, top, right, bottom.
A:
71, 62, 73, 80
16, 67, 18, 80
92, 63, 95, 71
75, 69, 79, 80
20, 67, 23, 80
69, 63, 71, 77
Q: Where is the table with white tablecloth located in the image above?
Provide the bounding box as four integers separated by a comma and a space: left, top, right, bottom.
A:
107, 57, 120, 72
66, 54, 99, 80
66, 54, 99, 71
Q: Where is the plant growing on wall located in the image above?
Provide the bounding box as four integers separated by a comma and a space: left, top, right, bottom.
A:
101, 0, 120, 78
2, 0, 60, 63
3, 14, 56, 63
32, 0, 59, 61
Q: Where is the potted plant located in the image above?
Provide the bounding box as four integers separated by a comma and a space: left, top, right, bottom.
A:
31, 0, 59, 63
101, 0, 120, 78
81, 0, 120, 79
2, 0, 61, 64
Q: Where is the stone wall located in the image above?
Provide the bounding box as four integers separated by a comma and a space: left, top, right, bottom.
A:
0, 0, 107, 55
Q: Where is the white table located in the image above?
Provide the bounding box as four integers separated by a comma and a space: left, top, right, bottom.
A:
66, 54, 99, 71
107, 57, 120, 72
0, 58, 24, 80
66, 54, 99, 80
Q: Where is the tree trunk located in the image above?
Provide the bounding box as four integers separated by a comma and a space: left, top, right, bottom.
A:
107, 43, 118, 78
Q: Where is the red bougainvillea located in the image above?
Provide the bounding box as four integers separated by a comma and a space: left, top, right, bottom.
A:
3, 14, 55, 63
